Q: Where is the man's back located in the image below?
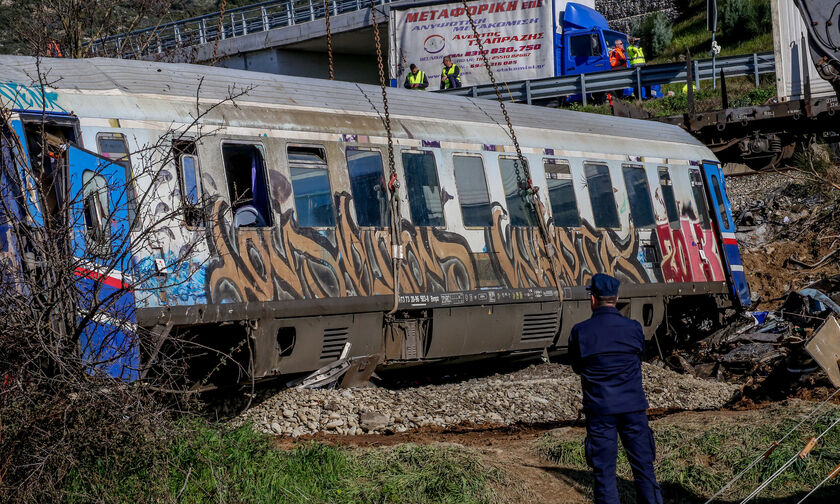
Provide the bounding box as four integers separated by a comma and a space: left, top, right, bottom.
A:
569, 306, 648, 415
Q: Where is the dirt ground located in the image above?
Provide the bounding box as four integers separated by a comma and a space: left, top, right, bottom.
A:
742, 239, 838, 311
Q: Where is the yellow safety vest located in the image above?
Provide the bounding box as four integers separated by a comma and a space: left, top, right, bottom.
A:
628, 45, 646, 66
441, 65, 461, 89
681, 82, 698, 94
408, 71, 426, 90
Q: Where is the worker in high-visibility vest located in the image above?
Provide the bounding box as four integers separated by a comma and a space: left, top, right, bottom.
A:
627, 36, 649, 98
440, 56, 462, 90
609, 39, 627, 68
681, 82, 698, 94
627, 37, 646, 67
403, 64, 429, 90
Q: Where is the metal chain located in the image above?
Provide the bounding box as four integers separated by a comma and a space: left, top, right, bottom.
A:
370, 1, 396, 184
370, 0, 402, 315
324, 0, 334, 80
210, 0, 228, 66
459, 0, 560, 290
459, 0, 530, 188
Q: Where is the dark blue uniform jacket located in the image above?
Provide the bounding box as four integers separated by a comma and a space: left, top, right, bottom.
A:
568, 306, 649, 415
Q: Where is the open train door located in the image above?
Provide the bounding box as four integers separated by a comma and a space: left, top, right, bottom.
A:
67, 145, 138, 379
701, 161, 751, 308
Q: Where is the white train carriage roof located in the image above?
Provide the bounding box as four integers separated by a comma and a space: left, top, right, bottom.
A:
0, 55, 711, 160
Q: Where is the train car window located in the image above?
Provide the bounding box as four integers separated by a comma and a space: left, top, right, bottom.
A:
453, 155, 493, 227
621, 164, 655, 228
288, 146, 335, 228
499, 157, 536, 227
181, 155, 203, 225
544, 159, 579, 227
710, 174, 728, 226
402, 151, 444, 227
689, 169, 712, 229
584, 162, 619, 229
173, 141, 205, 227
82, 170, 111, 255
346, 148, 388, 227
97, 133, 136, 226
658, 166, 680, 228
222, 143, 273, 228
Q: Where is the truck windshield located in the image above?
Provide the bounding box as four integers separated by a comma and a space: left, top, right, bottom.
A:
604, 31, 628, 53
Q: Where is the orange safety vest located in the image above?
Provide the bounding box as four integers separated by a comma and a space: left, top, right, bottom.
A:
609, 47, 626, 68
47, 40, 63, 58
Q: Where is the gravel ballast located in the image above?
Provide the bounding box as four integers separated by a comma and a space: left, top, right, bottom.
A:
234, 363, 738, 437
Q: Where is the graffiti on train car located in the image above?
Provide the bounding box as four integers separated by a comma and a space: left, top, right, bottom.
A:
0, 82, 66, 112
202, 194, 482, 304
130, 152, 726, 310
552, 222, 650, 286
135, 196, 665, 309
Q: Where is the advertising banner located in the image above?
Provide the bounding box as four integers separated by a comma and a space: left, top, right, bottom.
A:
390, 0, 555, 89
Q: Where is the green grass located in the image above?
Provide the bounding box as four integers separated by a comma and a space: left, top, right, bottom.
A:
538, 405, 840, 502
63, 418, 509, 504
650, 0, 774, 64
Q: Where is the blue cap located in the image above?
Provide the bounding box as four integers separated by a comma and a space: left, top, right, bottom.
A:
586, 273, 620, 297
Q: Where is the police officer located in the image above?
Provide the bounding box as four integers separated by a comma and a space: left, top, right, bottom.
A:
568, 273, 662, 504
440, 56, 462, 90
404, 63, 429, 90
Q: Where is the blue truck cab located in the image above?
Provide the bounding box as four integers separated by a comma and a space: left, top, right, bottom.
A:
552, 2, 659, 100
555, 3, 628, 76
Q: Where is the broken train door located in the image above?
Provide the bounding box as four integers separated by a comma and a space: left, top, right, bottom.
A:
68, 144, 138, 379
701, 161, 751, 308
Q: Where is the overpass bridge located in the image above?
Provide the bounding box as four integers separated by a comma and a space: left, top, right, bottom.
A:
89, 0, 427, 83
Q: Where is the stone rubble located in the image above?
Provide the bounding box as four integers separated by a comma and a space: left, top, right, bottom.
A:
233, 363, 738, 437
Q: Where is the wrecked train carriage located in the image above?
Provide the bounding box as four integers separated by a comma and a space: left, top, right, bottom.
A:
0, 56, 751, 382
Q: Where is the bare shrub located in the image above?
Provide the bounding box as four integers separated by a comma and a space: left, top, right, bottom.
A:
0, 59, 253, 501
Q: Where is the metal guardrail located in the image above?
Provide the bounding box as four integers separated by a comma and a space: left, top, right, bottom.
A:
440, 52, 776, 105
88, 0, 392, 58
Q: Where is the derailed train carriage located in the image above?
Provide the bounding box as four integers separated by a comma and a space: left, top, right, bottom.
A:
0, 56, 751, 383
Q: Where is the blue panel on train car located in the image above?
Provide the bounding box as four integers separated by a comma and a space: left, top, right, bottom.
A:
67, 145, 138, 380
701, 161, 751, 308
6, 118, 46, 227
0, 122, 23, 275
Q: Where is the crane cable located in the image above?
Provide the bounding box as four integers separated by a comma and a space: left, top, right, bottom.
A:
324, 0, 334, 80
369, 0, 402, 315
739, 412, 840, 504
704, 388, 840, 503
458, 0, 561, 293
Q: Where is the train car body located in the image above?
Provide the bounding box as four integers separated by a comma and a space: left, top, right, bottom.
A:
0, 56, 750, 382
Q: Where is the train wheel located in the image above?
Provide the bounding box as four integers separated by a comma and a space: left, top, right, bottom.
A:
741, 141, 797, 171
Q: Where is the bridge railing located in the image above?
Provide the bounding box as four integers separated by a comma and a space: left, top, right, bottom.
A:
87, 0, 392, 59
439, 52, 776, 105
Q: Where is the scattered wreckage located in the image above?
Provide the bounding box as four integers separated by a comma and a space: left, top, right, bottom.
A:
664, 275, 840, 390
